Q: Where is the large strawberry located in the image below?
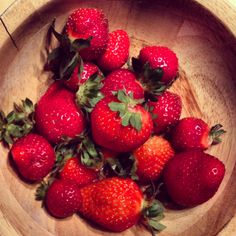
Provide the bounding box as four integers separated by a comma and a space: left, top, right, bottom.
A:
11, 133, 55, 181
139, 46, 178, 85
147, 91, 182, 134
64, 62, 101, 91
45, 180, 82, 218
97, 30, 130, 71
91, 90, 153, 152
170, 117, 226, 151
78, 177, 165, 233
35, 82, 86, 144
65, 8, 109, 61
59, 157, 98, 187
163, 150, 225, 207
133, 136, 174, 183
101, 69, 144, 99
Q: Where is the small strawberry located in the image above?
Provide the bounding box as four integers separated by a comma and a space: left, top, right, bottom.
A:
35, 82, 86, 144
101, 69, 144, 100
97, 30, 130, 71
139, 46, 178, 85
11, 133, 55, 181
133, 136, 174, 182
147, 91, 182, 134
91, 90, 153, 152
64, 62, 101, 91
59, 157, 98, 187
170, 117, 226, 151
65, 8, 109, 61
78, 177, 165, 233
45, 180, 82, 218
163, 149, 225, 207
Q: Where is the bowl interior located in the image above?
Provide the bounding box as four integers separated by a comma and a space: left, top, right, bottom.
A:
0, 0, 236, 235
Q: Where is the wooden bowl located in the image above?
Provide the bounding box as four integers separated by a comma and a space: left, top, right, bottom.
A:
0, 0, 236, 235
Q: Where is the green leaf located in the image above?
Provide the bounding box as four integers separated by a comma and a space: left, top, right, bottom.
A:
108, 102, 126, 114
121, 112, 132, 126
72, 37, 92, 51
6, 111, 15, 123
117, 90, 129, 103
7, 124, 22, 137
148, 219, 166, 231
3, 132, 13, 144
47, 47, 61, 63
130, 113, 142, 131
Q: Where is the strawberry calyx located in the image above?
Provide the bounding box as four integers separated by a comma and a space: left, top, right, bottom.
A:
76, 71, 104, 112
0, 98, 35, 146
108, 90, 144, 131
35, 179, 53, 202
209, 124, 226, 145
46, 19, 92, 81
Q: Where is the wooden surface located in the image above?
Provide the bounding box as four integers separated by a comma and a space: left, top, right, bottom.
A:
0, 0, 236, 235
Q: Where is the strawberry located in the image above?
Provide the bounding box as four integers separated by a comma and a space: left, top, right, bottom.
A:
147, 91, 182, 134
100, 148, 118, 160
133, 136, 174, 182
64, 62, 101, 91
101, 69, 144, 99
59, 157, 98, 187
45, 180, 82, 218
91, 90, 153, 152
65, 8, 109, 61
11, 133, 55, 181
170, 117, 226, 151
97, 30, 130, 71
163, 149, 225, 207
78, 177, 142, 231
139, 46, 178, 85
35, 82, 86, 144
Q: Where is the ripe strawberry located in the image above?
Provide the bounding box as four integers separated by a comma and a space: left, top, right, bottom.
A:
91, 91, 153, 152
139, 46, 178, 85
78, 177, 143, 231
97, 30, 130, 71
133, 136, 174, 182
35, 82, 86, 144
59, 157, 98, 187
101, 69, 144, 99
64, 62, 101, 91
170, 117, 226, 151
46, 180, 82, 218
11, 133, 55, 181
147, 91, 182, 134
163, 149, 225, 207
65, 8, 109, 61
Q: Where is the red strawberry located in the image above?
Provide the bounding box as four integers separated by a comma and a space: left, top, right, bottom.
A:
170, 117, 226, 151
91, 91, 153, 152
64, 62, 101, 91
46, 180, 82, 218
35, 82, 86, 144
163, 149, 225, 207
148, 91, 182, 134
139, 46, 178, 84
11, 133, 55, 181
101, 69, 144, 99
65, 8, 109, 61
59, 157, 98, 187
78, 177, 143, 231
133, 136, 174, 182
97, 30, 130, 71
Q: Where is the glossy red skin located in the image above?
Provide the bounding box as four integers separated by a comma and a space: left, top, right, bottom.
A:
139, 46, 178, 84
78, 177, 143, 232
101, 69, 144, 100
11, 133, 55, 181
60, 157, 98, 187
170, 117, 210, 151
163, 150, 225, 207
148, 91, 182, 134
134, 136, 174, 183
66, 8, 109, 61
97, 30, 130, 71
35, 82, 86, 144
46, 180, 82, 218
64, 62, 101, 91
91, 96, 153, 152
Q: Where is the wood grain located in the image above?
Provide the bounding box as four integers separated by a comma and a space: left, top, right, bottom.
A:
0, 0, 236, 235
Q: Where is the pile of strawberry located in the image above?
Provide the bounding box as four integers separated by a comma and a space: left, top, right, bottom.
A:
0, 8, 226, 235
